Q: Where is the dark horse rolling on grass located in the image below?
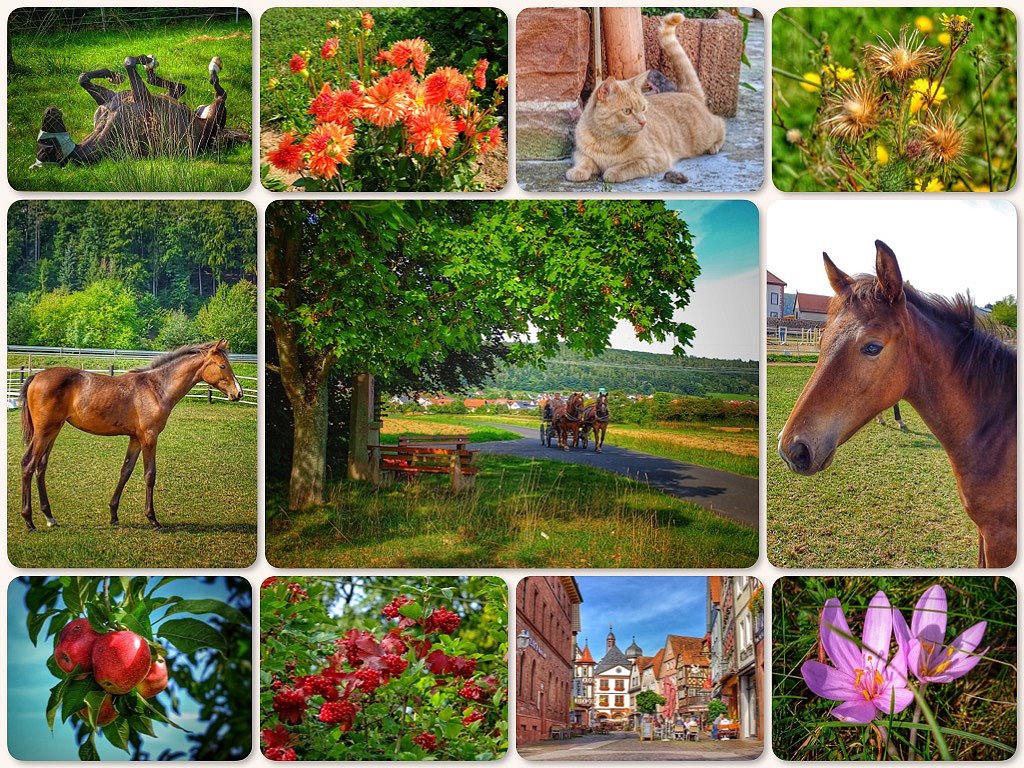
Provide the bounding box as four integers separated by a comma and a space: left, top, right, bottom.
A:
778, 241, 1017, 567
19, 341, 243, 532
34, 54, 247, 167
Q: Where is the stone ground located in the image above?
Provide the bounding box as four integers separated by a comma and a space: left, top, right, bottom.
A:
515, 16, 765, 194
519, 732, 764, 761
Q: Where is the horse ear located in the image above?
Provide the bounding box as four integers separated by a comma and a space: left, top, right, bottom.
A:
874, 240, 904, 304
823, 252, 853, 295
215, 339, 228, 351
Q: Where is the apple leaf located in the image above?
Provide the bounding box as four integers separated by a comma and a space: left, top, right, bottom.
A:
128, 713, 157, 738
63, 584, 83, 616
28, 608, 57, 646
46, 688, 59, 731
103, 718, 131, 752
157, 617, 226, 654
144, 577, 184, 599
138, 693, 190, 732
46, 654, 65, 680
60, 678, 96, 723
81, 690, 108, 729
163, 598, 247, 626
78, 733, 100, 761
113, 609, 152, 641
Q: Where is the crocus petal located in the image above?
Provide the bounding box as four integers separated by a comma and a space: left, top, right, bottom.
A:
820, 598, 861, 673
832, 699, 879, 724
949, 621, 987, 656
873, 683, 914, 714
924, 652, 983, 682
861, 591, 893, 663
903, 638, 924, 681
801, 660, 858, 701
912, 584, 947, 644
891, 608, 913, 681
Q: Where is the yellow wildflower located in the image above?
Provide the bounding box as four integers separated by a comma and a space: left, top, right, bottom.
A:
914, 177, 945, 192
876, 144, 890, 165
909, 78, 947, 114
938, 32, 951, 46
915, 16, 934, 34
800, 72, 822, 92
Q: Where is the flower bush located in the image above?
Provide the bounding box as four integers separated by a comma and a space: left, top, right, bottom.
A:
772, 8, 1016, 191
263, 13, 507, 191
259, 577, 507, 760
773, 577, 1015, 760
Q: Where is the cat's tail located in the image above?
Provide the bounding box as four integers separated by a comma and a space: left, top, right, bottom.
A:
660, 13, 706, 103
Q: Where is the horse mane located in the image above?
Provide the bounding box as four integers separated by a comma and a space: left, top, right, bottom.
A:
134, 342, 216, 372
837, 276, 1016, 396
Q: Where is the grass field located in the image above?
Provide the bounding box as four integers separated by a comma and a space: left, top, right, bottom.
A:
9, 19, 252, 192
393, 411, 759, 477
8, 399, 257, 568
767, 364, 975, 568
266, 454, 757, 568
380, 415, 520, 445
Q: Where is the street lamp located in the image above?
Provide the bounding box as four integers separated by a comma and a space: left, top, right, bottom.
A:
517, 629, 531, 653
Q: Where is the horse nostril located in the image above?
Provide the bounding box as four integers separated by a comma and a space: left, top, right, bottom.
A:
788, 441, 812, 472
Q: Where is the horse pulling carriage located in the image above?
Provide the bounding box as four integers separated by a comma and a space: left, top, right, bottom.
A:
543, 392, 611, 452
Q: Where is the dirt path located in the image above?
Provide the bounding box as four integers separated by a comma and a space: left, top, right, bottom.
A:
475, 424, 758, 530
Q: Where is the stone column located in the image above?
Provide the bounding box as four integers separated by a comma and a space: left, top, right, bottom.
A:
347, 372, 379, 481
600, 7, 645, 79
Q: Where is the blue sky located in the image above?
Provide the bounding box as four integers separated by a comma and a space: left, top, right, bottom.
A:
7, 577, 250, 761
574, 577, 708, 662
610, 200, 760, 360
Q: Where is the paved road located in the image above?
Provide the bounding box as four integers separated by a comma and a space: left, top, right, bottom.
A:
474, 424, 758, 530
518, 732, 763, 761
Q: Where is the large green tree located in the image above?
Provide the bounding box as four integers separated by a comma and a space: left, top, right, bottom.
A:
266, 200, 700, 510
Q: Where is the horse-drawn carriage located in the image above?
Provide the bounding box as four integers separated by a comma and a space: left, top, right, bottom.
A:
541, 392, 610, 452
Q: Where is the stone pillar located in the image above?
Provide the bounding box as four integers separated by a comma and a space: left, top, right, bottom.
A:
347, 372, 377, 481
516, 7, 591, 159
600, 8, 645, 79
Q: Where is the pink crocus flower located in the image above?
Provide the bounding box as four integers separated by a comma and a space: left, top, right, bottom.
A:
893, 584, 988, 683
801, 591, 914, 723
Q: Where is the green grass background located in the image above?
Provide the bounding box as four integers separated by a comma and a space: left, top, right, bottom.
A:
9, 17, 253, 192
8, 399, 257, 568
767, 364, 976, 568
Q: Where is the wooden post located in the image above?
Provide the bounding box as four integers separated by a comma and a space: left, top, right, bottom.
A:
601, 7, 646, 80
450, 451, 463, 493
347, 372, 374, 481
369, 445, 381, 485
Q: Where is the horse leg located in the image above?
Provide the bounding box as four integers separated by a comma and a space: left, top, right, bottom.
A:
123, 57, 155, 108
108, 437, 142, 526
194, 67, 228, 152
35, 434, 62, 528
20, 444, 38, 532
141, 439, 163, 529
142, 58, 187, 100
77, 68, 124, 106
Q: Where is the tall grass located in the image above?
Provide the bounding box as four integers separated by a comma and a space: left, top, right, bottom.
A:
767, 364, 974, 568
9, 20, 252, 192
7, 400, 257, 568
266, 455, 757, 568
773, 577, 1016, 760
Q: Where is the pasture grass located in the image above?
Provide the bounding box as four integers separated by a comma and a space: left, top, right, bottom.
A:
7, 400, 257, 568
766, 364, 975, 568
9, 19, 252, 192
391, 412, 759, 476
266, 455, 758, 568
773, 576, 1017, 760
379, 416, 520, 445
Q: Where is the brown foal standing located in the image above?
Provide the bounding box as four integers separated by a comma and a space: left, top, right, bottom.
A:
19, 340, 243, 532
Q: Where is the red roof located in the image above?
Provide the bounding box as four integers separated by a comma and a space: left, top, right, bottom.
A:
796, 292, 832, 314
578, 644, 595, 664
463, 398, 486, 408
766, 270, 786, 286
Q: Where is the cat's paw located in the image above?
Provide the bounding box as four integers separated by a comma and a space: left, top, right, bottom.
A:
565, 166, 593, 182
602, 167, 639, 183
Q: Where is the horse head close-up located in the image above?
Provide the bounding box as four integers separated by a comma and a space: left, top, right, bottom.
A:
777, 240, 1017, 567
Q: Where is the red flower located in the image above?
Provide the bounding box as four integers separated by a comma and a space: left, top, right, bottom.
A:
265, 747, 297, 761
495, 74, 508, 91
385, 38, 430, 74
462, 710, 485, 726
473, 59, 489, 90
302, 122, 355, 179
475, 127, 504, 154
273, 688, 308, 725
262, 724, 292, 749
361, 12, 375, 30
321, 37, 339, 59
289, 54, 307, 74
423, 67, 470, 106
381, 653, 408, 677
261, 577, 280, 590
381, 68, 416, 94
423, 607, 461, 636
413, 732, 438, 751
318, 699, 358, 732
308, 85, 359, 127
382, 595, 414, 619
286, 583, 308, 603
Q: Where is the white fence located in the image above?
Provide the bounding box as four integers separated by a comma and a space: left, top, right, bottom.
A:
6, 346, 257, 407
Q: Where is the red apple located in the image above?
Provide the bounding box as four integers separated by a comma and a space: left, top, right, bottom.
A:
79, 694, 118, 726
92, 630, 152, 694
136, 656, 169, 698
54, 618, 102, 677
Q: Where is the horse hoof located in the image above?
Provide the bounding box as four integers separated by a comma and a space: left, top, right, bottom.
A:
45, 519, 58, 528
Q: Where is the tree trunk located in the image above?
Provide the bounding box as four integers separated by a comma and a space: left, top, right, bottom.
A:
288, 376, 329, 509
601, 8, 646, 79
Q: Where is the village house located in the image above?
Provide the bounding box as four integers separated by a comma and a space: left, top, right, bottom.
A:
793, 291, 830, 322
766, 270, 786, 319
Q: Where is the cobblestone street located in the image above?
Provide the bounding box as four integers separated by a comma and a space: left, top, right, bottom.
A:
518, 732, 763, 761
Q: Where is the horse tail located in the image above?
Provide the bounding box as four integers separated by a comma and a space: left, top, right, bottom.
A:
20, 375, 36, 445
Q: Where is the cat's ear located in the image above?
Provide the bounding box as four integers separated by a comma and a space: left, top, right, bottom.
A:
595, 77, 618, 102
629, 71, 651, 92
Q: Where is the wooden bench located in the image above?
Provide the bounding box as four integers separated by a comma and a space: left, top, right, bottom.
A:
370, 443, 478, 491
397, 434, 470, 449
549, 726, 571, 741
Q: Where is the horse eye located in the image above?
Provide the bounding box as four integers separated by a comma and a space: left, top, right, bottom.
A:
219, 364, 226, 369
862, 342, 883, 357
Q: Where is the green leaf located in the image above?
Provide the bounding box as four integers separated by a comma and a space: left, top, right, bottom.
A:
113, 610, 151, 641
398, 602, 423, 620
63, 585, 83, 616
129, 713, 158, 738
61, 678, 98, 723
46, 688, 60, 731
145, 577, 183, 599
79, 735, 101, 761
157, 617, 226, 654
138, 694, 190, 732
28, 609, 57, 646
162, 598, 247, 626
103, 718, 131, 752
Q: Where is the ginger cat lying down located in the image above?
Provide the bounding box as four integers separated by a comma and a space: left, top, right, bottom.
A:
566, 13, 726, 183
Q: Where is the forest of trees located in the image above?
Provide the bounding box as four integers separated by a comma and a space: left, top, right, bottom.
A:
7, 201, 257, 352
485, 346, 758, 397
